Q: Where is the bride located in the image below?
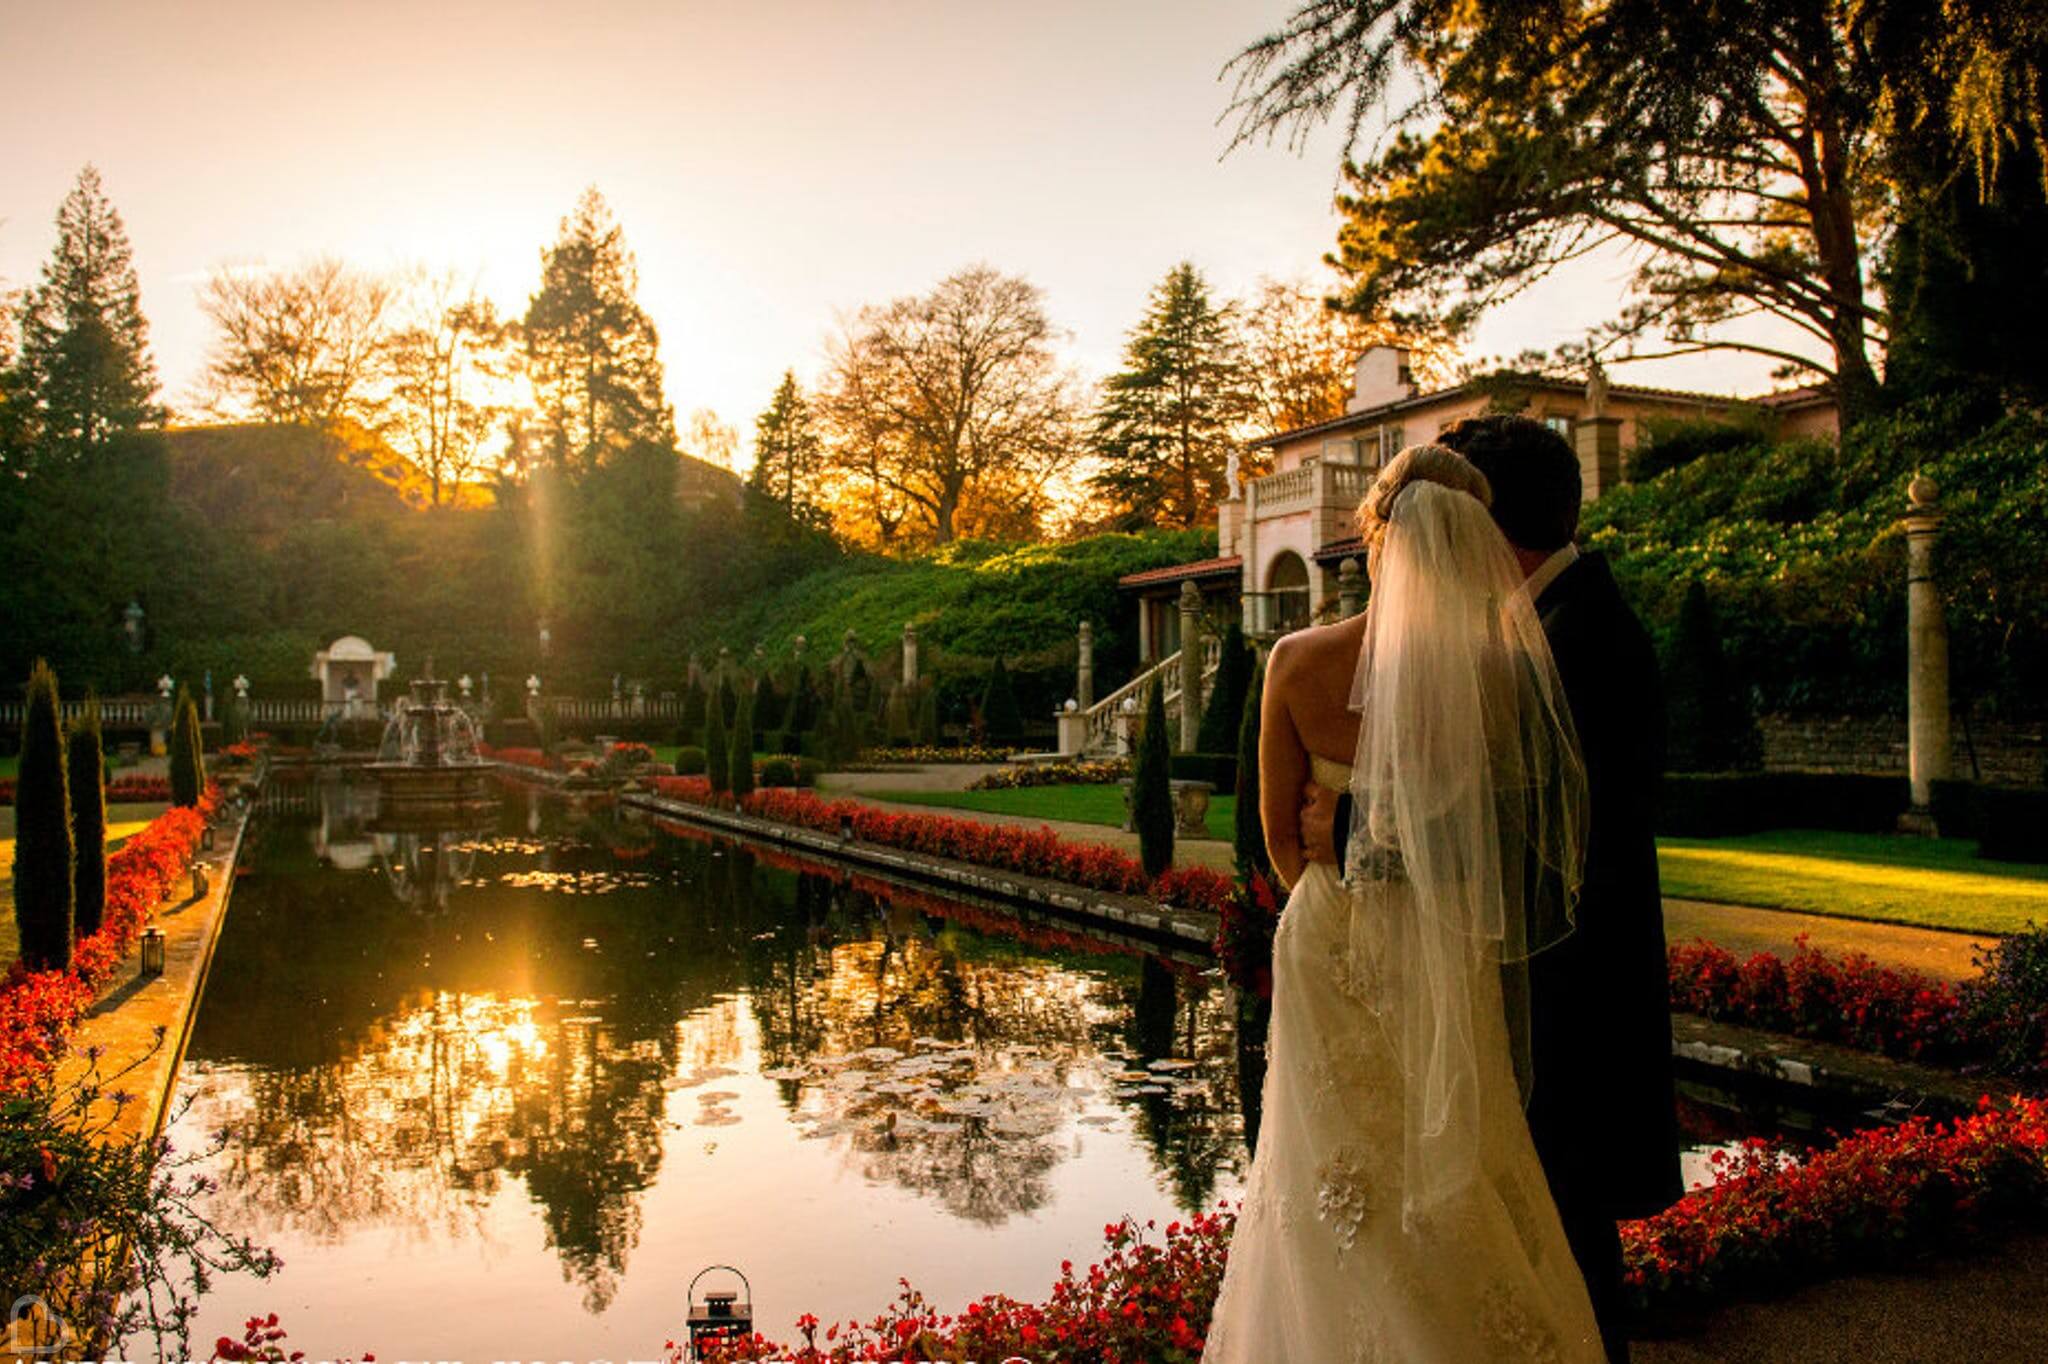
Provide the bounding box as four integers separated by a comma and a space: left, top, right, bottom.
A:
1202, 446, 1602, 1363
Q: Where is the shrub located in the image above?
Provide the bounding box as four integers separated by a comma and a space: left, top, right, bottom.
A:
916, 680, 940, 745
1133, 674, 1175, 879
169, 687, 206, 808
980, 657, 1024, 746
1977, 786, 2048, 863
1967, 925, 2048, 1083
1196, 621, 1254, 754
673, 745, 708, 775
1656, 772, 1907, 836
66, 697, 108, 939
1664, 579, 1761, 772
730, 697, 756, 801
1235, 659, 1270, 882
759, 757, 798, 788
1170, 752, 1238, 791
13, 661, 74, 972
971, 758, 1128, 790
792, 757, 823, 787
706, 691, 731, 797
1627, 411, 1774, 483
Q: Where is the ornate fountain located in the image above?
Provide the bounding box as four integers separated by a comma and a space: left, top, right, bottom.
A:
369, 668, 496, 822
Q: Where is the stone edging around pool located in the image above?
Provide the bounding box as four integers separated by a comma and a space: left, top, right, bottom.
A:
618, 788, 1223, 950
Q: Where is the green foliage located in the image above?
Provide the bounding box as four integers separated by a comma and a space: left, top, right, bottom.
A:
883, 682, 913, 744
67, 697, 108, 937
751, 670, 785, 732
716, 675, 737, 730
1664, 580, 1762, 772
681, 676, 707, 730
13, 661, 75, 970
673, 744, 707, 776
1629, 413, 1777, 484
1132, 675, 1175, 879
747, 370, 827, 525
1235, 659, 1270, 882
1968, 924, 2048, 1081
1089, 262, 1253, 528
730, 697, 756, 801
759, 756, 799, 788
980, 657, 1024, 745
916, 681, 940, 745
169, 687, 205, 807
705, 689, 731, 796
1196, 621, 1255, 754
788, 663, 820, 733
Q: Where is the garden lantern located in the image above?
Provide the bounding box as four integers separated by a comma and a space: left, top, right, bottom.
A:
140, 928, 166, 978
202, 822, 217, 852
684, 1265, 752, 1361
839, 812, 855, 842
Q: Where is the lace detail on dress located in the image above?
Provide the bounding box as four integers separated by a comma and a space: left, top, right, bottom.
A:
1345, 1303, 1393, 1364
1327, 939, 1378, 1005
1480, 1282, 1564, 1364
1315, 1145, 1376, 1256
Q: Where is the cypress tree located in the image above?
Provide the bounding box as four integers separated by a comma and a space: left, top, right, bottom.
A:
1133, 674, 1175, 879
1198, 621, 1255, 753
169, 686, 205, 807
1664, 579, 1761, 772
67, 696, 108, 938
980, 658, 1024, 746
716, 675, 738, 732
730, 696, 756, 801
789, 662, 818, 733
13, 661, 75, 971
705, 687, 732, 797
751, 670, 784, 733
1235, 659, 1271, 882
680, 676, 707, 731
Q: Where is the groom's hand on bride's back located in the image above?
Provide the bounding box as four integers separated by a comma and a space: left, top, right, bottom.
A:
1298, 781, 1345, 867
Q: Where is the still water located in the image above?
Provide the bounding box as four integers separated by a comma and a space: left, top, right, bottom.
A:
167, 778, 1246, 1356
167, 775, 1840, 1358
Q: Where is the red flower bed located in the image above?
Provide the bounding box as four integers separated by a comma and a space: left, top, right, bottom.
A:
0, 785, 217, 1094
0, 775, 170, 806
1668, 935, 1977, 1065
479, 744, 556, 771
647, 778, 1235, 920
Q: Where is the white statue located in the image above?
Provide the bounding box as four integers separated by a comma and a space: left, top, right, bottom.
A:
232, 674, 250, 699
458, 674, 474, 699
1226, 450, 1242, 495
157, 674, 175, 698
1586, 361, 1610, 419
526, 674, 542, 696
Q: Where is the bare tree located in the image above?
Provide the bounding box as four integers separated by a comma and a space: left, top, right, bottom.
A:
817, 265, 1081, 547
198, 256, 396, 429
680, 407, 740, 472
382, 272, 519, 505
1236, 275, 1458, 435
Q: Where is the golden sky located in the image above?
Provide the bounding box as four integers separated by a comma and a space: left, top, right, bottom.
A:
3, 0, 1784, 448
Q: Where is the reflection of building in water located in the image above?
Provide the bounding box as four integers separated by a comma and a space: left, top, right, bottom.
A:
373, 829, 480, 912
309, 777, 382, 870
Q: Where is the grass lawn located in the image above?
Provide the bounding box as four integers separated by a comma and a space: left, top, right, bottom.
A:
1657, 829, 2048, 935
859, 783, 1240, 842
0, 802, 167, 969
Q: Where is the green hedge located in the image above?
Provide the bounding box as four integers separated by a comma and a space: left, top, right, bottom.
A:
1656, 772, 1910, 837
1170, 752, 1238, 791
1932, 781, 2048, 862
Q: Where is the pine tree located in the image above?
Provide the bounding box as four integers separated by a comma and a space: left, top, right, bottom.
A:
13, 662, 75, 971
705, 686, 732, 797
523, 187, 674, 475
1089, 262, 1253, 528
1198, 621, 1256, 754
67, 696, 108, 938
747, 370, 826, 524
1664, 580, 1762, 773
169, 686, 206, 807
1235, 659, 1271, 883
11, 166, 162, 463
980, 658, 1024, 746
1133, 675, 1176, 879
729, 696, 756, 801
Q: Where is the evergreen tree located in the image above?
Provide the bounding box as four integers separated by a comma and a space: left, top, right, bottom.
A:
1133, 675, 1176, 879
1197, 621, 1255, 753
169, 686, 206, 807
681, 675, 707, 733
1234, 659, 1271, 883
716, 675, 737, 732
67, 696, 108, 938
1089, 262, 1253, 528
829, 689, 862, 764
13, 661, 74, 971
523, 187, 674, 475
1664, 580, 1762, 772
980, 658, 1024, 746
751, 669, 785, 733
729, 696, 756, 801
705, 686, 732, 796
10, 166, 162, 464
788, 662, 818, 733
915, 681, 940, 745
747, 370, 826, 524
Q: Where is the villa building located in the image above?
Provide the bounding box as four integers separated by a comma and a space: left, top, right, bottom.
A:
1119, 346, 1838, 657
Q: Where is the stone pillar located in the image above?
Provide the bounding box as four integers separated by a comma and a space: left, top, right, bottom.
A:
1136, 599, 1153, 664
1338, 556, 1364, 617
1573, 416, 1623, 502
902, 622, 919, 689
1242, 478, 1261, 634
1178, 580, 1204, 751
717, 645, 733, 689
1901, 475, 1951, 833
1076, 619, 1095, 708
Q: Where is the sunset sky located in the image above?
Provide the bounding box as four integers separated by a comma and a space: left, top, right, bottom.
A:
4, 1, 1789, 455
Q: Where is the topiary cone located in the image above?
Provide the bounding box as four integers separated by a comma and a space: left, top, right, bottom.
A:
14, 661, 75, 971
1133, 674, 1176, 880
68, 695, 109, 938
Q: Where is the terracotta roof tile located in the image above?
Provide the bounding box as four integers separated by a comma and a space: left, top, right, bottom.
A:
1117, 554, 1243, 588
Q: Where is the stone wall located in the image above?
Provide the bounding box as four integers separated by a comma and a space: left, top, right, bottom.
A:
1759, 713, 2044, 786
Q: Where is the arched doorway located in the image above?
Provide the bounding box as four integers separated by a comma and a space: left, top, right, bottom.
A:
1265, 551, 1310, 635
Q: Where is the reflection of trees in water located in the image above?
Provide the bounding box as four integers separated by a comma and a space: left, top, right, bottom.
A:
1104, 957, 1246, 1212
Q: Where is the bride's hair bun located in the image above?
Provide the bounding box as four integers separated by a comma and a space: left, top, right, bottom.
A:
1358, 444, 1492, 574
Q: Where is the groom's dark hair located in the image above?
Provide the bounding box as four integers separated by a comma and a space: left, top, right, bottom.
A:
1436, 415, 1581, 552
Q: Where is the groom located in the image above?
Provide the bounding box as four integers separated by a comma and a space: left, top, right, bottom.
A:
1298, 414, 1679, 1362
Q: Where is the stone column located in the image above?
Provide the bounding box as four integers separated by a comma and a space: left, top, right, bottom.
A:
717, 645, 733, 689
1178, 580, 1204, 751
1076, 619, 1095, 708
1242, 478, 1261, 634
901, 622, 919, 689
1901, 475, 1951, 833
1573, 417, 1623, 501
1338, 556, 1364, 617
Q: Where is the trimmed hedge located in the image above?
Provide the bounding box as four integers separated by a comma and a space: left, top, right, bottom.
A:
66, 699, 108, 939
1171, 752, 1239, 792
1657, 772, 1909, 837
1932, 781, 2048, 862
673, 745, 708, 776
13, 662, 75, 972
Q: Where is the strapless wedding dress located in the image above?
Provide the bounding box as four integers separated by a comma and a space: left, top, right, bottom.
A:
1201, 754, 1603, 1363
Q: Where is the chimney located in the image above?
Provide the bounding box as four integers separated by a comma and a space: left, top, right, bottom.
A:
1347, 345, 1415, 414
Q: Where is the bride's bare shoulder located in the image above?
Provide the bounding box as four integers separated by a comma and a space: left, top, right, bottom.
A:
1268, 615, 1367, 682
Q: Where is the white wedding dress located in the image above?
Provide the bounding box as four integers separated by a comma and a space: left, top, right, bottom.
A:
1203, 479, 1604, 1364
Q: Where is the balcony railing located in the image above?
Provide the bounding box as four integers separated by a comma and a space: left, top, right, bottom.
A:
1251, 457, 1376, 516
